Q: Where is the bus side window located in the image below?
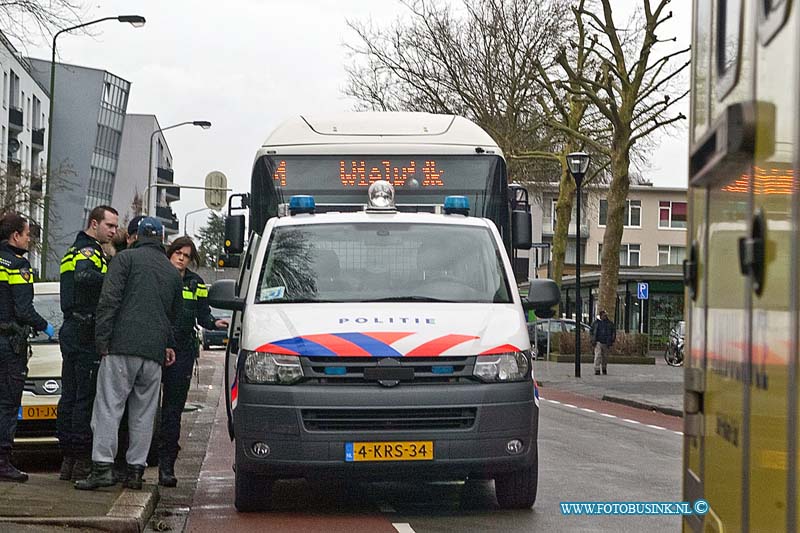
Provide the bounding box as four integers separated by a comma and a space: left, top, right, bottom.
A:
716, 0, 744, 99
758, 0, 792, 45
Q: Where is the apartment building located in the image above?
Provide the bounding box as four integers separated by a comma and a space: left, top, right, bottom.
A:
114, 114, 180, 235
0, 32, 49, 272
28, 59, 130, 278
526, 184, 688, 347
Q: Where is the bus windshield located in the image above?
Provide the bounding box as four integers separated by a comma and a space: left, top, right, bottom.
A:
255, 222, 512, 304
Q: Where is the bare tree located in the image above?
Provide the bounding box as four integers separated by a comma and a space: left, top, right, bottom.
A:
345, 0, 571, 184
0, 1, 86, 49
554, 0, 689, 316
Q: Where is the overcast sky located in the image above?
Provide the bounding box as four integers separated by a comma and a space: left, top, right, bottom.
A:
26, 0, 691, 237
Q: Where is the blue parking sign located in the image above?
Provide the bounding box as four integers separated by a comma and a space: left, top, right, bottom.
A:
637, 282, 649, 300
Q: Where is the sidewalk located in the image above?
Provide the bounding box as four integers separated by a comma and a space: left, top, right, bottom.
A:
0, 469, 158, 532
534, 357, 684, 417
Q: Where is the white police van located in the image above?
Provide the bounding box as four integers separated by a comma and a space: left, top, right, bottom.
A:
209, 181, 559, 512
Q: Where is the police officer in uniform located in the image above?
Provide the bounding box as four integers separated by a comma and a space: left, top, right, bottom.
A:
57, 206, 118, 481
0, 213, 55, 482
159, 236, 227, 486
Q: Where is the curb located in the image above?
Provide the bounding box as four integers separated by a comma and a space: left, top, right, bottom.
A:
602, 394, 683, 418
0, 485, 159, 533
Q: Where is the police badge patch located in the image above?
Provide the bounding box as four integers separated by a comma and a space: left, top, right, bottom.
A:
80, 247, 95, 258
19, 268, 30, 282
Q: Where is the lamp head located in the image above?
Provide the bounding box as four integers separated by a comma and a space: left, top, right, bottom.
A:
567, 151, 590, 185
118, 15, 146, 27
193, 120, 212, 129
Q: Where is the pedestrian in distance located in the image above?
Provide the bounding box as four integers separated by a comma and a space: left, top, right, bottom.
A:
158, 236, 228, 487
591, 309, 616, 376
57, 205, 118, 482
0, 212, 56, 482
125, 215, 143, 248
75, 217, 183, 491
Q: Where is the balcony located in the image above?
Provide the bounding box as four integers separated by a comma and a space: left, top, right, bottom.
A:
31, 128, 45, 150
31, 174, 43, 196
156, 205, 179, 233
157, 167, 180, 202
8, 106, 22, 131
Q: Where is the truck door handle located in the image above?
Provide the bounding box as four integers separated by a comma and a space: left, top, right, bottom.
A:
738, 210, 765, 296
683, 241, 699, 301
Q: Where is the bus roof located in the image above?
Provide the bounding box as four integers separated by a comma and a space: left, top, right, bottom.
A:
258, 112, 502, 156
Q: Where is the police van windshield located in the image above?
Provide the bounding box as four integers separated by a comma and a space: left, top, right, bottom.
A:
255, 223, 512, 304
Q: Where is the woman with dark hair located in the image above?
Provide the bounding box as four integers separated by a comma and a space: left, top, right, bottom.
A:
158, 236, 227, 486
0, 213, 54, 482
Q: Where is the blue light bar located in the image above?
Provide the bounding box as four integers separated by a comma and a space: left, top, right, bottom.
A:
324, 366, 347, 376
443, 196, 470, 215
431, 365, 455, 375
289, 195, 315, 215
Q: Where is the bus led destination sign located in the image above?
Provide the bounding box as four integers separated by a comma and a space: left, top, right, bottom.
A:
273, 158, 445, 188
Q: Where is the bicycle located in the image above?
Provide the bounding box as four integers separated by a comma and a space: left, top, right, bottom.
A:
664, 322, 685, 367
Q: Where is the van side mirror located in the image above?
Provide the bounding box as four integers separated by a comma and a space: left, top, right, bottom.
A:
512, 209, 532, 250
224, 215, 245, 254
523, 279, 559, 318
208, 279, 245, 311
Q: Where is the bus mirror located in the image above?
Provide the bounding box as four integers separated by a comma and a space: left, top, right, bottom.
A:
224, 215, 245, 254
512, 209, 532, 250
524, 279, 559, 317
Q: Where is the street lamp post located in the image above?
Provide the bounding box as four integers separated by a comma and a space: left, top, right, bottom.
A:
567, 152, 590, 378
184, 207, 210, 236
147, 121, 212, 217
41, 15, 146, 279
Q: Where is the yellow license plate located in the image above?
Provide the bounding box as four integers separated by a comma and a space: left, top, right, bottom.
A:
346, 441, 433, 462
18, 405, 57, 420
223, 338, 229, 345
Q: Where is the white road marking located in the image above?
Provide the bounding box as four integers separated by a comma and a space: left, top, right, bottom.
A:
542, 398, 679, 435
393, 523, 416, 533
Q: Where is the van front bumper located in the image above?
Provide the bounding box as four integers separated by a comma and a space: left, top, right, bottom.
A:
233, 381, 538, 480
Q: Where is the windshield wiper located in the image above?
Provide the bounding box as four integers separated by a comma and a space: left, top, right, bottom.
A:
360, 296, 457, 303
262, 297, 335, 304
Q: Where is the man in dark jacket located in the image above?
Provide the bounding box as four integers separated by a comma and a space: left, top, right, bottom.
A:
57, 205, 118, 481
590, 310, 616, 376
76, 217, 182, 491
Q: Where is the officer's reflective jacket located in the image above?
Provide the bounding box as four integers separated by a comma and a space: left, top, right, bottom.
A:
60, 231, 107, 318
175, 269, 217, 353
0, 240, 47, 331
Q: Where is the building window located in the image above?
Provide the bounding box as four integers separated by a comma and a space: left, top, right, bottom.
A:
550, 198, 578, 232
658, 245, 686, 265
599, 243, 640, 266
599, 199, 641, 227
2, 72, 6, 108
9, 71, 18, 108
659, 201, 687, 228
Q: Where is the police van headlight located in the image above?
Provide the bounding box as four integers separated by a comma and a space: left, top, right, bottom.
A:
242, 350, 304, 384
473, 351, 530, 383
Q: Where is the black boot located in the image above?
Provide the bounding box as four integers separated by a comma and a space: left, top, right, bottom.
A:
59, 456, 75, 481
123, 464, 145, 490
74, 461, 115, 490
0, 456, 28, 482
158, 459, 177, 487
71, 458, 92, 481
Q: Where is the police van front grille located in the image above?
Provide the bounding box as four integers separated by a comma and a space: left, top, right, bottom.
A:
301, 356, 475, 385
302, 407, 477, 431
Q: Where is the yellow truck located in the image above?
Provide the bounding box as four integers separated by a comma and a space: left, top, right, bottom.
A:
685, 1, 799, 530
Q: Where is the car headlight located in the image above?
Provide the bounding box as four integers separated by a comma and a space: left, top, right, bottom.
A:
242, 350, 304, 384
473, 351, 530, 383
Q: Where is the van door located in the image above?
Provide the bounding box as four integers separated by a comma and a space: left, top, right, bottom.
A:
224, 232, 261, 440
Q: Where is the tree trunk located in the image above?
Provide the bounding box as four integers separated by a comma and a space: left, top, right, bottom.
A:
550, 161, 575, 303
597, 141, 631, 321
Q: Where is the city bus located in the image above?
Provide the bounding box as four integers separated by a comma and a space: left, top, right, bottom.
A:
240, 112, 524, 254
684, 1, 799, 531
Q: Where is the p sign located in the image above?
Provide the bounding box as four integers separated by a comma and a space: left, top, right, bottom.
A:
637, 282, 649, 300
204, 171, 228, 210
